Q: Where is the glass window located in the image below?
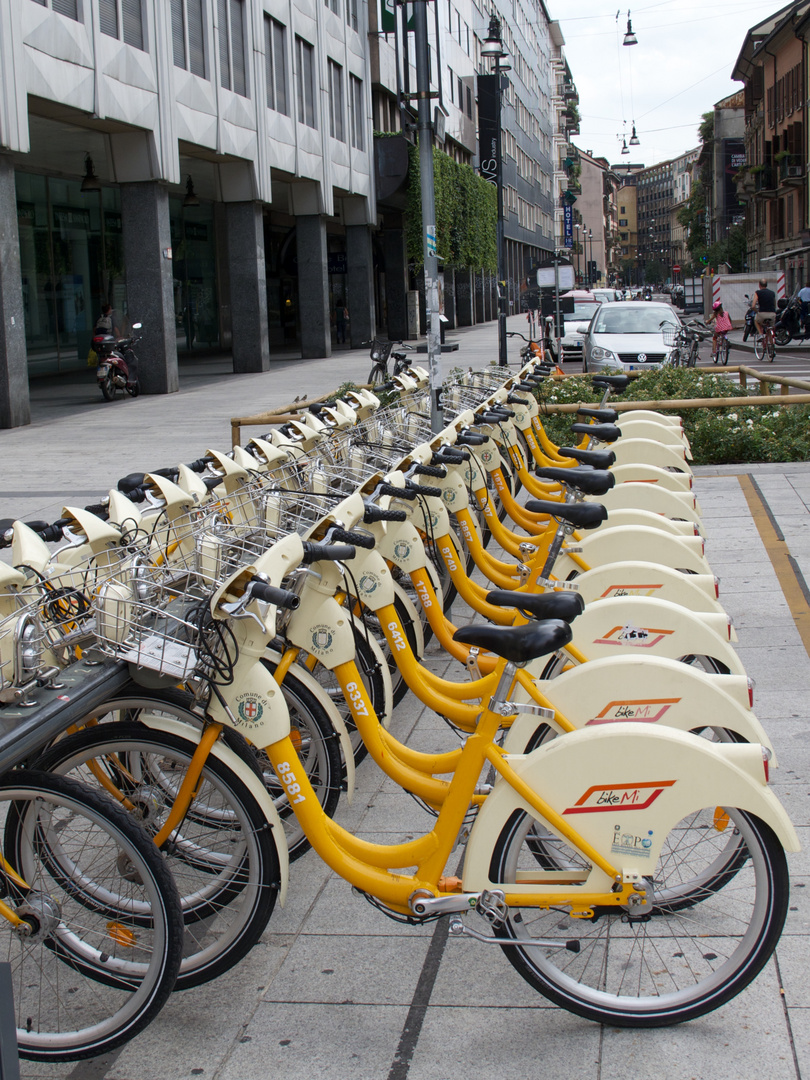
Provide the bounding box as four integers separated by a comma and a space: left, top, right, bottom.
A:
296, 37, 316, 128
346, 0, 357, 31
31, 0, 80, 18
264, 16, 288, 115
465, 85, 472, 119
99, 0, 145, 48
171, 0, 206, 77
349, 74, 364, 150
328, 60, 345, 141
219, 0, 248, 96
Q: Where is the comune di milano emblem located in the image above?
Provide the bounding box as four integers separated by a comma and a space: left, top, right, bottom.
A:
237, 697, 264, 724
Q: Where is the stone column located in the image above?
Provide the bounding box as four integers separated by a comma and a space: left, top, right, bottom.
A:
346, 223, 376, 347
226, 202, 269, 372
455, 268, 473, 326
120, 182, 178, 394
383, 221, 409, 340
0, 156, 29, 428
296, 214, 331, 359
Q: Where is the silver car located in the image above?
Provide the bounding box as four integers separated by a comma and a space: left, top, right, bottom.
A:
578, 301, 681, 373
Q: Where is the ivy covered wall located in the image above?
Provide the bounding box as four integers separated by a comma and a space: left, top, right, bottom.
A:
404, 143, 497, 272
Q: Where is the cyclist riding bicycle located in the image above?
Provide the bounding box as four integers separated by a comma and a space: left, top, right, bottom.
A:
753, 278, 777, 335
707, 300, 732, 362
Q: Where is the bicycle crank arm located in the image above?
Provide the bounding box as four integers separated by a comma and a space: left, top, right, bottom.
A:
448, 916, 580, 952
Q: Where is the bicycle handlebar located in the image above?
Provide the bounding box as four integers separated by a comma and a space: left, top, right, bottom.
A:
248, 579, 301, 610
302, 541, 356, 564
326, 526, 376, 550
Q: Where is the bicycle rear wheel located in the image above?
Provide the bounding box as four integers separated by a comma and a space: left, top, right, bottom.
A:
767, 331, 775, 361
722, 338, 730, 365
2, 770, 183, 1061
490, 806, 788, 1026
753, 333, 764, 360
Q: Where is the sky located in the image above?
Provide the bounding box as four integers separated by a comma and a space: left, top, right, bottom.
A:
551, 0, 775, 167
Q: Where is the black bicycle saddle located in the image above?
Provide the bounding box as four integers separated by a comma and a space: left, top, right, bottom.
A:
535, 467, 615, 497
486, 589, 585, 622
569, 423, 622, 443
524, 499, 608, 529
452, 619, 573, 663
557, 446, 616, 469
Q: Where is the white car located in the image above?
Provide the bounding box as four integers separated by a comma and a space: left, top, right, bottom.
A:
578, 301, 681, 373
557, 291, 602, 364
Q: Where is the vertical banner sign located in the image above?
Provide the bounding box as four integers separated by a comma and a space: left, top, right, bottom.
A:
563, 203, 573, 248
477, 75, 499, 187
381, 0, 414, 32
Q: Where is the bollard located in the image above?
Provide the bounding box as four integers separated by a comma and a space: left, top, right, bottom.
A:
0, 964, 20, 1080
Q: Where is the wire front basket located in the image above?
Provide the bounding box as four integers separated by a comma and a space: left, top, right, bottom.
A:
661, 326, 683, 348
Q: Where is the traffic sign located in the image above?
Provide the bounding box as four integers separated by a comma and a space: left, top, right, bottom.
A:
673, 264, 681, 272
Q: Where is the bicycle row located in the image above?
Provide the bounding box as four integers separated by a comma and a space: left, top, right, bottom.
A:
0, 353, 798, 1059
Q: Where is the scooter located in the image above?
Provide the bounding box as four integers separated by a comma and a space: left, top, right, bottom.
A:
773, 291, 810, 346
95, 323, 142, 401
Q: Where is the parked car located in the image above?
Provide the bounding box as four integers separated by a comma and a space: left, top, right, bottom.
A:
558, 290, 602, 363
592, 288, 618, 305
577, 301, 681, 373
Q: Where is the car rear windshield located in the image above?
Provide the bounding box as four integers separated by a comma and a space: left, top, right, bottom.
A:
592, 308, 679, 334
564, 303, 600, 322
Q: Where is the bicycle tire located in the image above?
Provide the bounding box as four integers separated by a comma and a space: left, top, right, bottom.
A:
722, 338, 730, 366
754, 334, 764, 360
34, 720, 281, 992
2, 769, 183, 1061
489, 806, 788, 1026
688, 338, 699, 367
368, 364, 385, 386
767, 332, 775, 361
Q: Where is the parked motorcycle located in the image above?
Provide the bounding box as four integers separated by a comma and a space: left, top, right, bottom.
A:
94, 323, 142, 401
773, 291, 810, 346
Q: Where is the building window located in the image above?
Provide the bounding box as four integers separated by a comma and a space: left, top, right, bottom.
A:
457, 76, 463, 107
264, 16, 288, 114
466, 85, 472, 119
296, 37, 316, 128
346, 0, 357, 31
218, 0, 248, 96
324, 0, 339, 14
328, 60, 345, 140
620, 205, 626, 213
619, 218, 627, 226
349, 74, 364, 150
99, 0, 145, 49
448, 67, 454, 103
30, 0, 80, 18
171, 0, 206, 77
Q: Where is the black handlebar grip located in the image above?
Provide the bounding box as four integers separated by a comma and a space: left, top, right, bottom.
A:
475, 411, 503, 424
327, 527, 376, 550
152, 466, 179, 481
203, 475, 223, 491
301, 541, 356, 564
118, 472, 147, 494
377, 483, 417, 501
380, 381, 397, 392
413, 463, 447, 479
489, 406, 516, 418
248, 580, 301, 609
506, 394, 530, 405
432, 448, 469, 464
456, 433, 486, 446
404, 481, 442, 498
363, 504, 408, 523
83, 502, 110, 520
36, 521, 69, 543
185, 457, 210, 473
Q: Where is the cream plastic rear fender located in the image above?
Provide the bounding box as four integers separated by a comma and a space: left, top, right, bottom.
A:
594, 508, 696, 537
463, 724, 799, 897
615, 419, 690, 448
608, 463, 693, 492
610, 438, 692, 474
588, 484, 702, 527
263, 645, 355, 802
503, 654, 773, 760
134, 712, 290, 906
564, 595, 743, 675
567, 560, 724, 612
556, 524, 712, 575
624, 409, 683, 429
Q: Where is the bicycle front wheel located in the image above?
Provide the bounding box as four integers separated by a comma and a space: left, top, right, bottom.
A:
490, 805, 788, 1027
2, 770, 183, 1061
722, 338, 730, 365
34, 719, 281, 991
767, 332, 775, 361
754, 333, 764, 360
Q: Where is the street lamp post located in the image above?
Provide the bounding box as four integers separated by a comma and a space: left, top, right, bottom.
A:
481, 16, 509, 366
574, 222, 581, 284
588, 228, 594, 286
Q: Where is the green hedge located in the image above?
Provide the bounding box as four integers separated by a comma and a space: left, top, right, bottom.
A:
405, 143, 497, 272
531, 368, 810, 465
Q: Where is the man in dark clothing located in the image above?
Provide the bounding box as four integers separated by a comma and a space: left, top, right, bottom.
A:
754, 278, 777, 332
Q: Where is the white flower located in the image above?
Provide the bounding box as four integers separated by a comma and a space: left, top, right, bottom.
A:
746, 418, 754, 426
728, 412, 738, 421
